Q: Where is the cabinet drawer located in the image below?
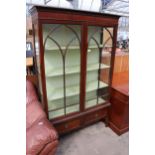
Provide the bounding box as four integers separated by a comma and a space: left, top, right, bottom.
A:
84, 109, 107, 125
55, 119, 81, 134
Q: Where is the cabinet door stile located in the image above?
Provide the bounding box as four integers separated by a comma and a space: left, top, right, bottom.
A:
80, 24, 88, 111
32, 23, 39, 91
38, 22, 49, 118
109, 26, 118, 88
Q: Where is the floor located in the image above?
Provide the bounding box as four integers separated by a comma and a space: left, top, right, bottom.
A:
56, 122, 129, 155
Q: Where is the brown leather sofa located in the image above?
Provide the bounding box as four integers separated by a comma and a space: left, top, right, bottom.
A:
26, 80, 58, 155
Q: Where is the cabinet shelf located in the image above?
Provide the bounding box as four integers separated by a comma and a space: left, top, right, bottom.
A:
48, 95, 79, 111
48, 97, 105, 119
86, 98, 106, 108
48, 104, 79, 119
46, 63, 110, 77
47, 91, 108, 111
46, 81, 108, 101
45, 44, 103, 52
48, 102, 79, 112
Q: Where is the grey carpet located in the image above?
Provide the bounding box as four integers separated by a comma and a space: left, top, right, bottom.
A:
56, 122, 129, 155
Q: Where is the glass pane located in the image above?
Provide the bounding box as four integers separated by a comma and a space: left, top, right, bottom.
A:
42, 24, 81, 119
85, 26, 113, 109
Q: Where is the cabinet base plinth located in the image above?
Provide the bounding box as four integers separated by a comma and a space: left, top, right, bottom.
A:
109, 121, 128, 135
50, 103, 110, 135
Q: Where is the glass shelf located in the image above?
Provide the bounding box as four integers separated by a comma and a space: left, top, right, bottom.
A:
45, 63, 110, 77
46, 80, 108, 101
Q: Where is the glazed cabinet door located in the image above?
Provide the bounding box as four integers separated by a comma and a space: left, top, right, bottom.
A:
42, 24, 82, 119
85, 26, 114, 109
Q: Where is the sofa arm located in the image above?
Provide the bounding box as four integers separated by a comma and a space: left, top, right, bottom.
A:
26, 100, 46, 129
26, 118, 58, 155
26, 81, 38, 105
39, 141, 58, 155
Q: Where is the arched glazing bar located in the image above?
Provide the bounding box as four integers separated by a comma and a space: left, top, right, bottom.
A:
44, 24, 81, 115
43, 25, 62, 49
88, 27, 113, 43
87, 27, 113, 105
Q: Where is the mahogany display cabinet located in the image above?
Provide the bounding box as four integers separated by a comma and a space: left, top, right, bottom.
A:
30, 6, 120, 135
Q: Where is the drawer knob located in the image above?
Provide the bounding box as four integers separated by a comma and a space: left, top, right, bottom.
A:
65, 124, 68, 129
95, 114, 98, 117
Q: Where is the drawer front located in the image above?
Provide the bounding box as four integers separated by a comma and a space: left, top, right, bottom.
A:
55, 119, 81, 134
84, 109, 107, 125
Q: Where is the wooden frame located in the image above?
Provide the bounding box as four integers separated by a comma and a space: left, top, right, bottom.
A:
31, 6, 120, 135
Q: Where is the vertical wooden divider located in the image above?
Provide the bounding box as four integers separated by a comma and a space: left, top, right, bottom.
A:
109, 25, 118, 88
80, 24, 88, 112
